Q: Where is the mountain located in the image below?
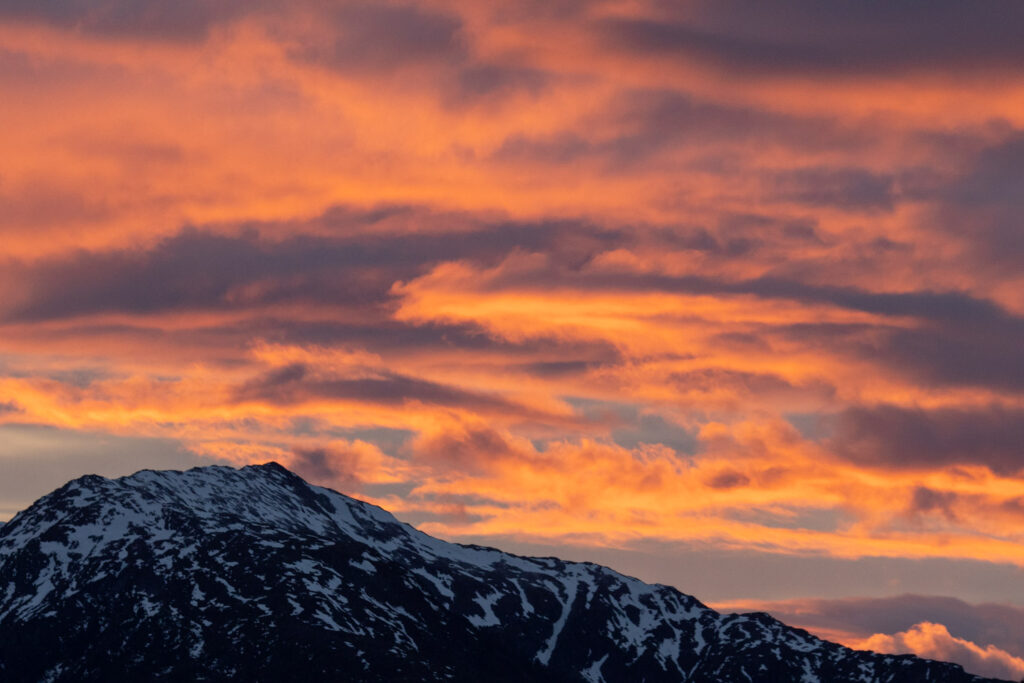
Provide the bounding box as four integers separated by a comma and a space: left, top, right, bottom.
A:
0, 463, 1006, 682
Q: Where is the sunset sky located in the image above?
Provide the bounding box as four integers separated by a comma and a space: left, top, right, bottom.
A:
2, 0, 1024, 677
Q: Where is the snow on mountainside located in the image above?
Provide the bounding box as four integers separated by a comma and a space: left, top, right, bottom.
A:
0, 463, 1007, 682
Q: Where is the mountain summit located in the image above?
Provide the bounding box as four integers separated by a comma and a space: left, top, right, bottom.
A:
0, 463, 1005, 682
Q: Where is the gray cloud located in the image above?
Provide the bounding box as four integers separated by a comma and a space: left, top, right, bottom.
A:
767, 166, 897, 212
930, 134, 1024, 268
293, 3, 466, 74
775, 321, 1024, 394
452, 63, 550, 101
831, 404, 1024, 474
288, 446, 361, 490
908, 486, 959, 522
706, 469, 749, 490
0, 400, 22, 415
234, 362, 556, 422
877, 326, 1024, 393
0, 0, 255, 41
600, 1, 1024, 77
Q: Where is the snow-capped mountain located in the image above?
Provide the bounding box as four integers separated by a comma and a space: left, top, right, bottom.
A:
0, 463, 1005, 682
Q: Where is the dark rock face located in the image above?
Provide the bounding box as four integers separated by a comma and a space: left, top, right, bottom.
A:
0, 463, 1005, 682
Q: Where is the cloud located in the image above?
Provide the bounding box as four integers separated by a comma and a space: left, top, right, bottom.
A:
706, 469, 750, 490
280, 4, 557, 105
772, 320, 1024, 393
599, 1, 1024, 77
860, 622, 1024, 681
2, 0, 1024, 593
765, 166, 897, 212
418, 253, 1019, 328
0, 209, 632, 322
292, 3, 466, 74
0, 400, 22, 415
452, 63, 549, 101
908, 487, 959, 523
0, 178, 112, 233
233, 361, 557, 422
234, 318, 623, 367
289, 446, 355, 485
930, 134, 1024, 268
411, 421, 522, 475
872, 326, 1024, 393
832, 405, 1024, 474
493, 89, 866, 168
0, 0, 255, 41
946, 135, 1024, 209
670, 368, 834, 404
3, 228, 388, 321
285, 440, 405, 492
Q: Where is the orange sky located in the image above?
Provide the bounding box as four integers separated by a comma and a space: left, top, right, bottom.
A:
1, 1, 1024, 674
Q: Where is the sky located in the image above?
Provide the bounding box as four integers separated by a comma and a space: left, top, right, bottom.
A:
1, 0, 1023, 677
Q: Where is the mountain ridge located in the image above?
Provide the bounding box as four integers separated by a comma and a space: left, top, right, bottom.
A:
0, 462, 1006, 682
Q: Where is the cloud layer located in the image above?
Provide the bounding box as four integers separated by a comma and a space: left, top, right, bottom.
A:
1, 0, 1023, 616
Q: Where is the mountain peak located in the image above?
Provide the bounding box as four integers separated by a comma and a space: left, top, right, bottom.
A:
243, 459, 293, 475
0, 464, 1004, 682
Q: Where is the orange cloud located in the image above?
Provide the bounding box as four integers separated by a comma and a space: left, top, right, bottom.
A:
857, 623, 1024, 681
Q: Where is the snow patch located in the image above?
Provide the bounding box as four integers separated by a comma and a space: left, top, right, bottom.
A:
411, 567, 454, 600
581, 654, 609, 683
536, 576, 579, 665
467, 591, 502, 628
